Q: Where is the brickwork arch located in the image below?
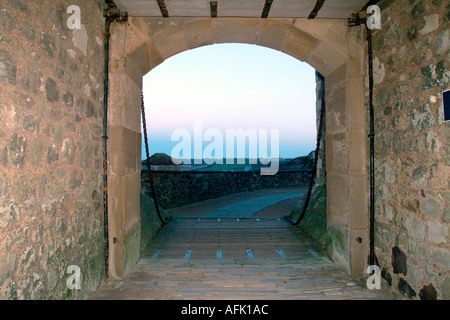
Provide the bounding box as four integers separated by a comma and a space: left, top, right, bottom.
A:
107, 17, 369, 280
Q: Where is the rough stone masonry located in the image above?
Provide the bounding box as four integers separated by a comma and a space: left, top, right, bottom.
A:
0, 0, 106, 299
371, 0, 449, 300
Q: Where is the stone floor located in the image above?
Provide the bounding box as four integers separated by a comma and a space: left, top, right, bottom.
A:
90, 218, 394, 300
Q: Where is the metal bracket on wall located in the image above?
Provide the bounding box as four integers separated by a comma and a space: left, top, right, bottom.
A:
348, 12, 367, 27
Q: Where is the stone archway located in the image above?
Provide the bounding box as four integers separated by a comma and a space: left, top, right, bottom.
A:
107, 17, 368, 280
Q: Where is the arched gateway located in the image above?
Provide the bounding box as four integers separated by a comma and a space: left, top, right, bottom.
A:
106, 16, 370, 280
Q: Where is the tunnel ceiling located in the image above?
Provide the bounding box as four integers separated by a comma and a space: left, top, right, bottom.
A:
114, 0, 370, 18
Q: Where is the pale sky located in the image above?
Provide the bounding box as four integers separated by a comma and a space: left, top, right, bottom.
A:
141, 43, 317, 160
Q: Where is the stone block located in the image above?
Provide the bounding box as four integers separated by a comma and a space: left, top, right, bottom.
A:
441, 277, 450, 300
109, 126, 125, 175
412, 165, 428, 186
45, 78, 59, 102
5, 133, 27, 168
404, 215, 426, 240
293, 19, 332, 41
349, 175, 369, 230
324, 20, 348, 54
124, 173, 142, 229
124, 129, 139, 174
213, 18, 260, 44
147, 38, 165, 71
109, 126, 140, 175
427, 219, 448, 244
325, 134, 334, 173
420, 61, 447, 91
402, 198, 419, 213
137, 133, 142, 170
124, 20, 150, 56
257, 20, 291, 51
108, 72, 142, 131
412, 104, 435, 131
422, 199, 441, 217
420, 14, 440, 35
182, 18, 214, 49
284, 27, 321, 63
325, 72, 347, 133
153, 24, 189, 60
429, 246, 450, 270
433, 29, 449, 56
127, 42, 151, 76
61, 138, 76, 165
408, 239, 427, 260
349, 129, 367, 176
108, 172, 125, 233
330, 132, 349, 175
29, 139, 45, 170
282, 38, 311, 62
349, 228, 367, 277
327, 174, 350, 219
307, 40, 347, 77
346, 78, 364, 129
370, 57, 386, 86
429, 163, 448, 189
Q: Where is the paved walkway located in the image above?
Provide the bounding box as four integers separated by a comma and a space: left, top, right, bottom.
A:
165, 187, 305, 218
90, 218, 394, 300
203, 193, 303, 218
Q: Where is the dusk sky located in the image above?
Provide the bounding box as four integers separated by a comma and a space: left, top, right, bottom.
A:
141, 43, 317, 160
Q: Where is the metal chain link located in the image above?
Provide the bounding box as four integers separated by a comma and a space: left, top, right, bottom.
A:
285, 73, 326, 226
141, 92, 169, 225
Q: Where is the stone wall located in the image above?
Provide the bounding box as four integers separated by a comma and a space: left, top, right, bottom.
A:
0, 0, 106, 299
142, 170, 311, 209
288, 71, 327, 250
288, 181, 327, 248
371, 0, 449, 299
140, 192, 166, 253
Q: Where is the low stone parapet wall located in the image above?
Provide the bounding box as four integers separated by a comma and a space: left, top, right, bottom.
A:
141, 170, 312, 209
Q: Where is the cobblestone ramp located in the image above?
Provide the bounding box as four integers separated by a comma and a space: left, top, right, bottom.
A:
90, 218, 394, 300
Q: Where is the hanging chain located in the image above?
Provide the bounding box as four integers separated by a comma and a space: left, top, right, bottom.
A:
141, 92, 169, 225
286, 73, 326, 226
